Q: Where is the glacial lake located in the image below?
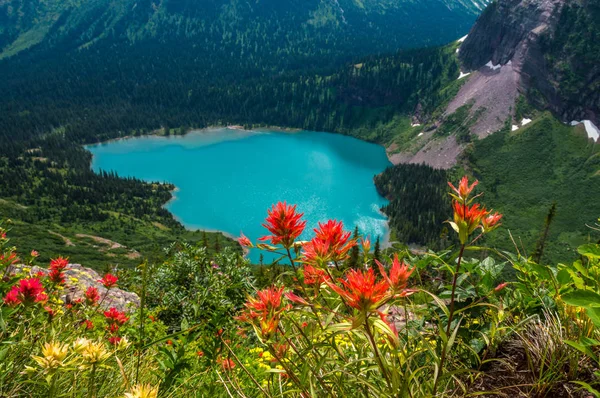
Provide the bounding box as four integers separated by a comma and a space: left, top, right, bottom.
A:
87, 128, 392, 263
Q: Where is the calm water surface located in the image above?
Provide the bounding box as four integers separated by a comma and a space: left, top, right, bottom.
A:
87, 129, 392, 262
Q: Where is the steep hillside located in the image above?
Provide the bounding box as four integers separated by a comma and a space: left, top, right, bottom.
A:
0, 0, 485, 60
392, 0, 600, 168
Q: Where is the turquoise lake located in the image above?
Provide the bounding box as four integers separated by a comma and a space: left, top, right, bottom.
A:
87, 128, 392, 262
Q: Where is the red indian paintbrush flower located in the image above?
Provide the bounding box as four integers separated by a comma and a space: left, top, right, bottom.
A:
104, 307, 129, 325
48, 269, 65, 285
302, 264, 331, 286
85, 286, 100, 306
376, 254, 414, 296
48, 257, 69, 285
17, 278, 47, 304
99, 273, 118, 289
3, 287, 20, 307
240, 286, 288, 339
301, 238, 332, 266
284, 291, 309, 306
259, 202, 306, 248
482, 211, 503, 233
4, 278, 47, 306
448, 176, 479, 203
238, 233, 253, 248
327, 268, 389, 313
313, 220, 356, 262
361, 236, 371, 254
50, 257, 69, 270
220, 358, 236, 371
450, 201, 489, 244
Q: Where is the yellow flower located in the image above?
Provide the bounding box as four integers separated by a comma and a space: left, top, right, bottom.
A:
116, 336, 131, 351
124, 384, 158, 398
32, 342, 69, 371
80, 341, 110, 365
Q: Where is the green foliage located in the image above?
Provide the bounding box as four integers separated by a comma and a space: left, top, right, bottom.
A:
468, 113, 600, 263
145, 243, 252, 332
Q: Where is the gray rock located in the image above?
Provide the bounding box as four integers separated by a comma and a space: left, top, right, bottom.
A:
9, 264, 139, 313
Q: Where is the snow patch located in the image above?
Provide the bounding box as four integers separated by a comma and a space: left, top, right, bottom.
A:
521, 118, 532, 126
458, 71, 471, 80
417, 132, 424, 137
512, 125, 519, 131
411, 123, 421, 127
458, 35, 468, 43
570, 120, 600, 142
485, 61, 502, 71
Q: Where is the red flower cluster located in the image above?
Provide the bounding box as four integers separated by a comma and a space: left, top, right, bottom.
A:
259, 202, 306, 248
302, 264, 331, 286
104, 307, 129, 326
85, 286, 100, 306
376, 254, 414, 296
237, 286, 288, 339
448, 176, 503, 244
99, 273, 118, 289
327, 268, 389, 313
3, 278, 47, 307
49, 256, 69, 285
448, 176, 479, 204
104, 307, 129, 343
302, 220, 356, 266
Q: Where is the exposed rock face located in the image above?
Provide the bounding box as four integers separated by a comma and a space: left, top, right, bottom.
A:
459, 0, 565, 72
457, 0, 599, 126
11, 264, 140, 312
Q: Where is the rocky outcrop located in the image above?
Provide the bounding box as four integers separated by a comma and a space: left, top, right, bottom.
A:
457, 0, 599, 126
459, 0, 565, 72
11, 264, 140, 312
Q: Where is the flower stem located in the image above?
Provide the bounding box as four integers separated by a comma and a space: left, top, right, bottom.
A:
364, 316, 392, 391
433, 243, 465, 396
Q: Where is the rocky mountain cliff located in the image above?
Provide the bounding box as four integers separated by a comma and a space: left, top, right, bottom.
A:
393, 0, 599, 169
458, 0, 599, 126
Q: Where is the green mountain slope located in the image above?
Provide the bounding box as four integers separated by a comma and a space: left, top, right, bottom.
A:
468, 114, 600, 263
0, 0, 486, 59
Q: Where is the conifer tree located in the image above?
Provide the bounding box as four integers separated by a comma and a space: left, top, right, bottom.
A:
347, 226, 360, 269
373, 236, 381, 263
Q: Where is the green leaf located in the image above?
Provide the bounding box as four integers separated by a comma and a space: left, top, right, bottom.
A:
587, 307, 600, 328
556, 268, 572, 285
562, 290, 600, 308
578, 244, 600, 259
573, 381, 600, 398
